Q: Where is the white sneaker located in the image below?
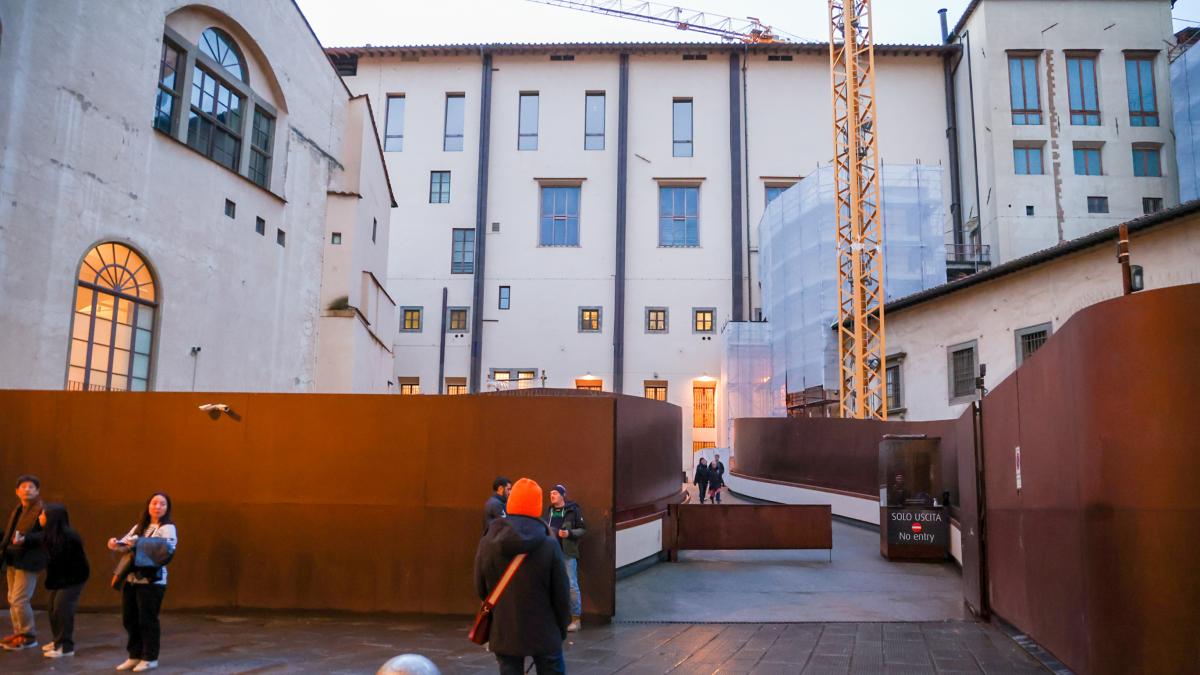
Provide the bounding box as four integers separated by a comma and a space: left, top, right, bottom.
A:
41, 641, 55, 652
43, 647, 73, 658
133, 660, 159, 672
116, 658, 141, 671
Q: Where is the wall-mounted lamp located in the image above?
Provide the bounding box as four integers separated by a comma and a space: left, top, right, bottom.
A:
1130, 264, 1144, 292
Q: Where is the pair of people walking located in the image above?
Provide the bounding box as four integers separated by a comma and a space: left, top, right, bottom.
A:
1, 475, 177, 671
475, 477, 586, 674
693, 454, 726, 504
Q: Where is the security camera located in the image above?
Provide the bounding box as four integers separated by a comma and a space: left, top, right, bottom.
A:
198, 403, 230, 413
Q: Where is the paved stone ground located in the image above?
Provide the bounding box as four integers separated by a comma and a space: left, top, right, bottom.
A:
0, 611, 1048, 674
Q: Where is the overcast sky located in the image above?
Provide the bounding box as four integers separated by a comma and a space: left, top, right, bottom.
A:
296, 0, 1200, 47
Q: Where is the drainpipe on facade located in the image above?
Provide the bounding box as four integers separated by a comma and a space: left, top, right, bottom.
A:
437, 287, 448, 394
469, 49, 494, 393
940, 9, 965, 254
612, 53, 630, 393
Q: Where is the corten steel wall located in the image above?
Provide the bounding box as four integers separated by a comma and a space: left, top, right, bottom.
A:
732, 417, 960, 502
613, 395, 685, 522
0, 391, 679, 619
669, 504, 832, 552
980, 283, 1200, 674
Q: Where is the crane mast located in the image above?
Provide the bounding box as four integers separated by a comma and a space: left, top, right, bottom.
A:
829, 0, 886, 420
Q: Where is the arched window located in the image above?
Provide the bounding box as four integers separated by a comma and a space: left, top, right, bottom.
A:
154, 22, 276, 188
67, 243, 157, 392
199, 28, 245, 82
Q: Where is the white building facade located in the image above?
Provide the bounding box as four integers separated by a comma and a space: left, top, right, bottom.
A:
0, 0, 395, 394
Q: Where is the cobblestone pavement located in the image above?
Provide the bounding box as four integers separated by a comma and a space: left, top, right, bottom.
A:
0, 611, 1049, 674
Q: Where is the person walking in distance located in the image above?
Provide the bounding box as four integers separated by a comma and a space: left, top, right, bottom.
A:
709, 454, 726, 504
483, 476, 511, 534
39, 503, 90, 659
693, 457, 710, 504
546, 484, 585, 632
475, 478, 570, 675
109, 493, 178, 672
1, 474, 47, 651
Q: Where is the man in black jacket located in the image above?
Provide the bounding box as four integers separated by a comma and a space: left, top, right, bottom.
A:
1, 475, 47, 650
546, 484, 585, 632
475, 478, 569, 675
483, 476, 511, 534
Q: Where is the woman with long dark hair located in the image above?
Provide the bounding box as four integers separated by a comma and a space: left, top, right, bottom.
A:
38, 503, 89, 659
107, 493, 177, 672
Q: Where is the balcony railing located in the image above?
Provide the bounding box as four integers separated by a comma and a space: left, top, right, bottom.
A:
945, 243, 991, 265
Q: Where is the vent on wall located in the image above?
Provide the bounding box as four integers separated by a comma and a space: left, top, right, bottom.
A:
682, 54, 708, 61
768, 54, 794, 62
491, 222, 501, 233
550, 54, 575, 61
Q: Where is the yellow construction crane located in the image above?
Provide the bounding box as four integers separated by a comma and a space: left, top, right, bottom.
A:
830, 0, 886, 420
530, 0, 886, 420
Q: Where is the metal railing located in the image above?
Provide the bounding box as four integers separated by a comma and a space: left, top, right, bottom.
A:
945, 243, 991, 265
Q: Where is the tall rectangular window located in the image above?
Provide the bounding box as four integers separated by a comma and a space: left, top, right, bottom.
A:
948, 342, 977, 402
1087, 196, 1109, 213
693, 383, 715, 429
499, 286, 511, 310
400, 307, 422, 332
1067, 54, 1101, 125
1132, 145, 1162, 177
672, 98, 693, 156
518, 93, 539, 150
539, 186, 580, 246
451, 229, 475, 274
585, 92, 605, 150
249, 107, 274, 188
430, 171, 451, 203
645, 381, 668, 401
659, 186, 699, 247
886, 364, 902, 412
154, 40, 182, 133
444, 94, 465, 151
187, 67, 244, 170
1125, 55, 1159, 127
1013, 144, 1044, 175
1008, 54, 1042, 125
385, 95, 405, 151
1073, 144, 1102, 176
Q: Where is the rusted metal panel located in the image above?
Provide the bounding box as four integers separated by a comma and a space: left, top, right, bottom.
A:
669, 504, 832, 552
0, 390, 684, 621
614, 395, 685, 523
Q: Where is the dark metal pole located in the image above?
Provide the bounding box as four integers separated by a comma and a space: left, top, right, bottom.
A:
728, 52, 745, 321
973, 363, 991, 619
469, 51, 494, 393
613, 53, 630, 393
437, 287, 448, 394
940, 9, 965, 253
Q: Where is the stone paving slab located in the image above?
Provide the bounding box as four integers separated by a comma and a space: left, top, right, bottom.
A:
0, 611, 1048, 674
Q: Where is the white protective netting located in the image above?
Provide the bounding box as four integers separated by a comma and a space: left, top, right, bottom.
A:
1172, 47, 1200, 203
721, 164, 947, 447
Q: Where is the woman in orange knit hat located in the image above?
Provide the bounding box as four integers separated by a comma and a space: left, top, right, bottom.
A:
474, 478, 571, 674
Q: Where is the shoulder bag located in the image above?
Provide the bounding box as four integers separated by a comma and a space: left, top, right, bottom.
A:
468, 553, 526, 645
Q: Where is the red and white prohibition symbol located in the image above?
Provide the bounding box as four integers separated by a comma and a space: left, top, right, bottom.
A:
911, 522, 923, 534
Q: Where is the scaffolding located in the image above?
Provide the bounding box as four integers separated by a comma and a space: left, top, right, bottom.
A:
721, 164, 946, 447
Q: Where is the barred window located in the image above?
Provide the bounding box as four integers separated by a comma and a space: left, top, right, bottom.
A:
693, 383, 715, 428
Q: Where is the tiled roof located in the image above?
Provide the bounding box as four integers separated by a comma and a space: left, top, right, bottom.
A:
324, 41, 953, 58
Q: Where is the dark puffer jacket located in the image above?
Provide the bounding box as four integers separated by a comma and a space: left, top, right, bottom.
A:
545, 501, 586, 560
1, 501, 47, 572
474, 515, 571, 657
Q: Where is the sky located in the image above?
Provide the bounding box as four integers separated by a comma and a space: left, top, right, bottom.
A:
296, 0, 1200, 48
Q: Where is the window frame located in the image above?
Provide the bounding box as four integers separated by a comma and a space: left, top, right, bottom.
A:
498, 285, 511, 310
644, 380, 668, 401
658, 185, 701, 248
645, 307, 669, 333
1125, 53, 1159, 127
518, 92, 539, 151
1014, 322, 1052, 366
584, 92, 605, 150
672, 98, 693, 157
444, 93, 465, 152
578, 306, 602, 333
1132, 144, 1162, 178
692, 307, 716, 334
1087, 196, 1110, 214
1066, 52, 1101, 126
538, 184, 581, 247
1073, 143, 1103, 176
451, 228, 475, 274
430, 170, 451, 203
400, 306, 423, 333
446, 306, 470, 333
947, 340, 978, 405
885, 353, 905, 414
1007, 53, 1043, 125
692, 382, 716, 429
1013, 143, 1045, 175
385, 94, 405, 151
398, 377, 420, 395
1142, 197, 1164, 214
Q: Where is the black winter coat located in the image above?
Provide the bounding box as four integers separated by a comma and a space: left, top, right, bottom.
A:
44, 530, 90, 590
483, 494, 507, 534
1, 502, 47, 572
475, 515, 571, 657
693, 463, 710, 485
545, 501, 586, 560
